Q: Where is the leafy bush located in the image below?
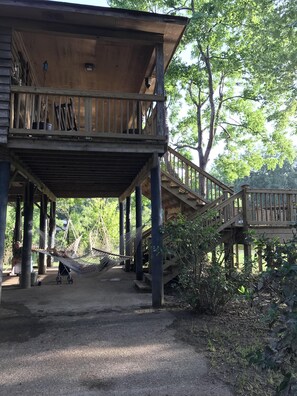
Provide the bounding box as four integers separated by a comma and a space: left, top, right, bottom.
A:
163, 213, 251, 314
249, 233, 297, 395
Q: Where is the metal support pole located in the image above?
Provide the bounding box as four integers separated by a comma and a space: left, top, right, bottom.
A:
20, 182, 34, 289
38, 194, 48, 275
135, 185, 143, 281
119, 200, 124, 261
0, 161, 10, 303
125, 196, 131, 272
47, 200, 56, 268
150, 157, 163, 307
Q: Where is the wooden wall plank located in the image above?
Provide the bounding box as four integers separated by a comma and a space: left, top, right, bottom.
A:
0, 27, 12, 143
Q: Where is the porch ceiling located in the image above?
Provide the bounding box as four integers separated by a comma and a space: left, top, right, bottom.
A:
19, 32, 155, 93
9, 147, 154, 200
1, 0, 188, 93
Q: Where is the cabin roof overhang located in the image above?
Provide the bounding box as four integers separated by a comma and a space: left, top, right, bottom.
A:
0, 0, 188, 73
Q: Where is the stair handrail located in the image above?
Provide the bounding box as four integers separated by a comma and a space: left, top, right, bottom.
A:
162, 169, 209, 204
163, 147, 233, 202
200, 190, 243, 232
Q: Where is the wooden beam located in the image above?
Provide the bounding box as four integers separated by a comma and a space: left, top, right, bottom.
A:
8, 138, 166, 154
11, 85, 165, 102
150, 156, 164, 307
13, 195, 22, 244
119, 200, 124, 257
38, 194, 47, 275
125, 196, 131, 272
135, 185, 143, 281
0, 160, 10, 302
20, 181, 34, 289
119, 155, 155, 202
47, 200, 56, 268
0, 18, 164, 45
8, 152, 56, 202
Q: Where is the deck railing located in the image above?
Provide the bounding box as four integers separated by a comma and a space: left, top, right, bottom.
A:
245, 188, 297, 226
197, 188, 297, 231
10, 86, 165, 138
162, 147, 233, 202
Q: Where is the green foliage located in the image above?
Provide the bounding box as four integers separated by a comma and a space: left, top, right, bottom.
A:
232, 161, 297, 191
109, 0, 297, 179
55, 198, 119, 253
248, 233, 297, 395
163, 214, 251, 314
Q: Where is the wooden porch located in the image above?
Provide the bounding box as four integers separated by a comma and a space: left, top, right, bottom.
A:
8, 85, 166, 199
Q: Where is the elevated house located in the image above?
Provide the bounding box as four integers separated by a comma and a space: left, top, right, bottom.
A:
0, 0, 188, 306
1, 0, 296, 305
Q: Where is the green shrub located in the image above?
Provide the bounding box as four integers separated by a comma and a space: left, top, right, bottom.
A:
163, 213, 251, 314
249, 233, 297, 395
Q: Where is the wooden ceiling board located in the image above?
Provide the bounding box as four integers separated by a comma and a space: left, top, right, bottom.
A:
20, 31, 154, 92
10, 148, 153, 199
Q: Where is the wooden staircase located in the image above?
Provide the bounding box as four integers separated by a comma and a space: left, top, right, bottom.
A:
135, 146, 234, 290
135, 151, 297, 290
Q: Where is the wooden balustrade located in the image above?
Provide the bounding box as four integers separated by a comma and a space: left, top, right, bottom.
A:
10, 86, 165, 138
245, 188, 297, 226
162, 147, 233, 202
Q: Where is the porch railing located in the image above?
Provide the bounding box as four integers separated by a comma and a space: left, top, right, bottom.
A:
245, 188, 297, 226
198, 187, 297, 231
10, 86, 165, 138
162, 147, 233, 202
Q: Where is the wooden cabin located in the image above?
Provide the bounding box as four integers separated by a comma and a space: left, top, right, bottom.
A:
0, 0, 188, 306
1, 0, 296, 304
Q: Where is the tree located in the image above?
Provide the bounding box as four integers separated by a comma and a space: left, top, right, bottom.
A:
108, 0, 297, 180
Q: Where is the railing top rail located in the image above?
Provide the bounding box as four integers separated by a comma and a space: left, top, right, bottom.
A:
167, 146, 233, 193
11, 85, 165, 102
245, 187, 297, 194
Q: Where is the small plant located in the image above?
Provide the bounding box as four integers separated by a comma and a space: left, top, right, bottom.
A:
163, 213, 252, 314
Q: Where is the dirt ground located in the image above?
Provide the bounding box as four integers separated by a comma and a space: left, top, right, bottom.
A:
0, 268, 233, 396
0, 267, 286, 396
169, 294, 283, 396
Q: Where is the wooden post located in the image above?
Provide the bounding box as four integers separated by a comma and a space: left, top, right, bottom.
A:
235, 244, 239, 268
38, 194, 48, 275
119, 200, 124, 260
0, 160, 10, 302
257, 247, 263, 273
241, 184, 252, 266
13, 195, 22, 244
224, 242, 234, 275
47, 200, 56, 268
155, 43, 165, 137
135, 185, 143, 281
20, 182, 34, 289
150, 156, 164, 307
125, 196, 131, 272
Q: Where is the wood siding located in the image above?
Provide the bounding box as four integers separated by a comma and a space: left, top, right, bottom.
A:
0, 27, 11, 144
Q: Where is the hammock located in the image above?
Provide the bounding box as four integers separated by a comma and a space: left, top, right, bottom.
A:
36, 247, 133, 276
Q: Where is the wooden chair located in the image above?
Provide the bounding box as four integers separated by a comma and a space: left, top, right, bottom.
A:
55, 98, 77, 131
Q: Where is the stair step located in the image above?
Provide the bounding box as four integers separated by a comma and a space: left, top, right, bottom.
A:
134, 279, 151, 292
